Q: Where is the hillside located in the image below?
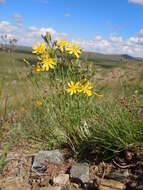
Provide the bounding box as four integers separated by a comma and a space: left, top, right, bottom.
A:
80, 51, 143, 67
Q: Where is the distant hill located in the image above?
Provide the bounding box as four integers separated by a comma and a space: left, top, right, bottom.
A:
80, 51, 143, 68
81, 51, 143, 62
1, 45, 142, 66
14, 45, 32, 54
121, 54, 139, 61
0, 45, 32, 54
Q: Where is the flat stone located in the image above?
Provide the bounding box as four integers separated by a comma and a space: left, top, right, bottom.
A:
53, 174, 69, 185
107, 171, 129, 182
70, 163, 89, 184
98, 185, 119, 190
32, 150, 64, 172
99, 179, 125, 190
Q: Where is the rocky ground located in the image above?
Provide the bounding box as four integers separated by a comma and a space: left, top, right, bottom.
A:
0, 148, 143, 190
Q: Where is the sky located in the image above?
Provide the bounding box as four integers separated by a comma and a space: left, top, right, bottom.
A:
0, 0, 143, 57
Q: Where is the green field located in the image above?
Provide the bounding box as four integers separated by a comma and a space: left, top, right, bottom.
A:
0, 50, 34, 109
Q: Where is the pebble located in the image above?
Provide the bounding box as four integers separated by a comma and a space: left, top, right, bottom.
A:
53, 174, 69, 185
70, 163, 89, 184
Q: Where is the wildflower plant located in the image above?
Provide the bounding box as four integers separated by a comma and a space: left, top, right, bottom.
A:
22, 32, 103, 157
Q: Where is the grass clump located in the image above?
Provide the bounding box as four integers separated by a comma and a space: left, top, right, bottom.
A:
0, 144, 10, 173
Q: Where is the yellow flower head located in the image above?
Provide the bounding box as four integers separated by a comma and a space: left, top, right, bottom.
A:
40, 54, 56, 71
32, 41, 46, 55
33, 62, 41, 73
56, 39, 82, 58
80, 82, 93, 97
20, 107, 25, 113
66, 43, 81, 58
35, 100, 42, 107
67, 81, 80, 96
56, 38, 69, 52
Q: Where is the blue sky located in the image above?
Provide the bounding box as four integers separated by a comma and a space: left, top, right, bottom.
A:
0, 0, 143, 56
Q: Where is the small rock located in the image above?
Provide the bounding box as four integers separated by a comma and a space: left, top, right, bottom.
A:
107, 171, 129, 182
72, 182, 79, 189
98, 185, 118, 190
123, 169, 129, 177
70, 163, 89, 184
98, 179, 125, 190
32, 150, 64, 172
53, 174, 69, 185
125, 151, 133, 161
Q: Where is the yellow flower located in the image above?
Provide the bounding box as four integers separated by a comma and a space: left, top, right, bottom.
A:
56, 38, 69, 52
40, 54, 56, 71
20, 107, 25, 112
56, 39, 82, 58
67, 81, 80, 95
32, 41, 46, 55
66, 43, 81, 58
35, 100, 42, 107
33, 62, 41, 72
80, 82, 93, 97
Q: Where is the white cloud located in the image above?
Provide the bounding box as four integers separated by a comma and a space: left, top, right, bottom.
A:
0, 20, 66, 46
0, 0, 6, 3
0, 21, 18, 33
75, 31, 143, 57
0, 19, 143, 57
27, 26, 57, 38
128, 0, 143, 5
64, 13, 70, 17
13, 13, 21, 22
